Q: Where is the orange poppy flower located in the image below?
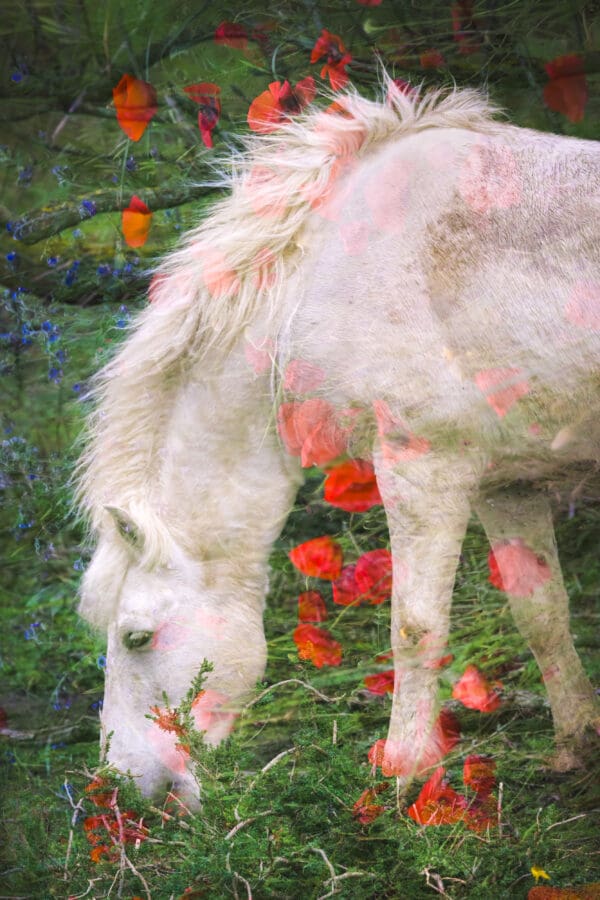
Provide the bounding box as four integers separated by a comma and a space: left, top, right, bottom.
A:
113, 74, 158, 142
122, 195, 152, 248
293, 623, 342, 668
452, 665, 502, 713
407, 767, 467, 826
248, 77, 316, 133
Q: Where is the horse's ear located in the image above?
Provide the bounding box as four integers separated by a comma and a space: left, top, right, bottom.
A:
104, 506, 144, 554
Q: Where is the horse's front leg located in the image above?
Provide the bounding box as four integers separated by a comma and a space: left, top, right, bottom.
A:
373, 447, 482, 784
475, 489, 600, 770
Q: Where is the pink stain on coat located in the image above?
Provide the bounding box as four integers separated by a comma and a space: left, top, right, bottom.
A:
474, 367, 529, 417
488, 538, 552, 598
564, 280, 600, 329
459, 141, 522, 214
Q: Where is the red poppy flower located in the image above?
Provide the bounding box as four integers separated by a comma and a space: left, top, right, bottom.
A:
407, 767, 467, 826
214, 21, 248, 50
355, 549, 393, 604
463, 755, 496, 794
364, 670, 395, 695
488, 539, 552, 598
310, 29, 352, 91
420, 49, 445, 69
122, 195, 152, 248
248, 77, 316, 133
544, 54, 588, 123
323, 459, 382, 512
293, 623, 342, 668
332, 564, 362, 606
352, 782, 389, 824
277, 399, 351, 467
298, 590, 328, 623
289, 535, 343, 580
183, 83, 221, 148
465, 791, 497, 832
113, 74, 158, 142
452, 665, 502, 713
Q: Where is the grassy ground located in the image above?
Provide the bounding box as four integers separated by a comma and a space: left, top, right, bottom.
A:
1, 297, 599, 900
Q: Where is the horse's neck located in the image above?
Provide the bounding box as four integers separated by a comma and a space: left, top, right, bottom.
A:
156, 342, 301, 564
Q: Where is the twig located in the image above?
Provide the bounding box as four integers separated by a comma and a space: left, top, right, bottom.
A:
233, 872, 253, 899
62, 779, 85, 881
148, 805, 196, 832
545, 813, 587, 831
225, 810, 274, 841
245, 679, 340, 709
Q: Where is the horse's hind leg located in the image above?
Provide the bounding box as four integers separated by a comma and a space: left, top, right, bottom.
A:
373, 448, 482, 783
475, 489, 599, 770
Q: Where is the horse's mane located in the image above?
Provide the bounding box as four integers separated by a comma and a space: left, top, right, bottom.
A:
73, 74, 503, 568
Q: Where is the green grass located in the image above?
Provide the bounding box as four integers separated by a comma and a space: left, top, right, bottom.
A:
1, 444, 599, 898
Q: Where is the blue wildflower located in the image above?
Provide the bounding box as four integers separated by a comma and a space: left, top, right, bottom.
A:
47, 256, 58, 267
96, 263, 111, 276
73, 558, 84, 571
97, 655, 107, 669
5, 251, 17, 263
126, 155, 137, 172
55, 349, 66, 363
41, 320, 53, 332
48, 367, 63, 383
80, 199, 96, 218
72, 382, 83, 394
72, 228, 82, 238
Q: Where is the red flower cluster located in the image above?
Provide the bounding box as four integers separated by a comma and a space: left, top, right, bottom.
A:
407, 755, 497, 831
83, 778, 148, 863
293, 622, 342, 668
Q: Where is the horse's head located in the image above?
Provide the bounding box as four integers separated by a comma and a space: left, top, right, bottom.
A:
79, 506, 268, 809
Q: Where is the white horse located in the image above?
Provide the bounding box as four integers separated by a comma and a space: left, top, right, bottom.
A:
76, 76, 600, 808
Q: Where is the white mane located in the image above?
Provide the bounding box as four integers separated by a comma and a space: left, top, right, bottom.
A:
73, 76, 503, 566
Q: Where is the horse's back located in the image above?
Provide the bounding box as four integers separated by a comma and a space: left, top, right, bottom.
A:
280, 123, 600, 475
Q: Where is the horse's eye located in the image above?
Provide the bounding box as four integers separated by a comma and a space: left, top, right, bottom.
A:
123, 630, 154, 650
